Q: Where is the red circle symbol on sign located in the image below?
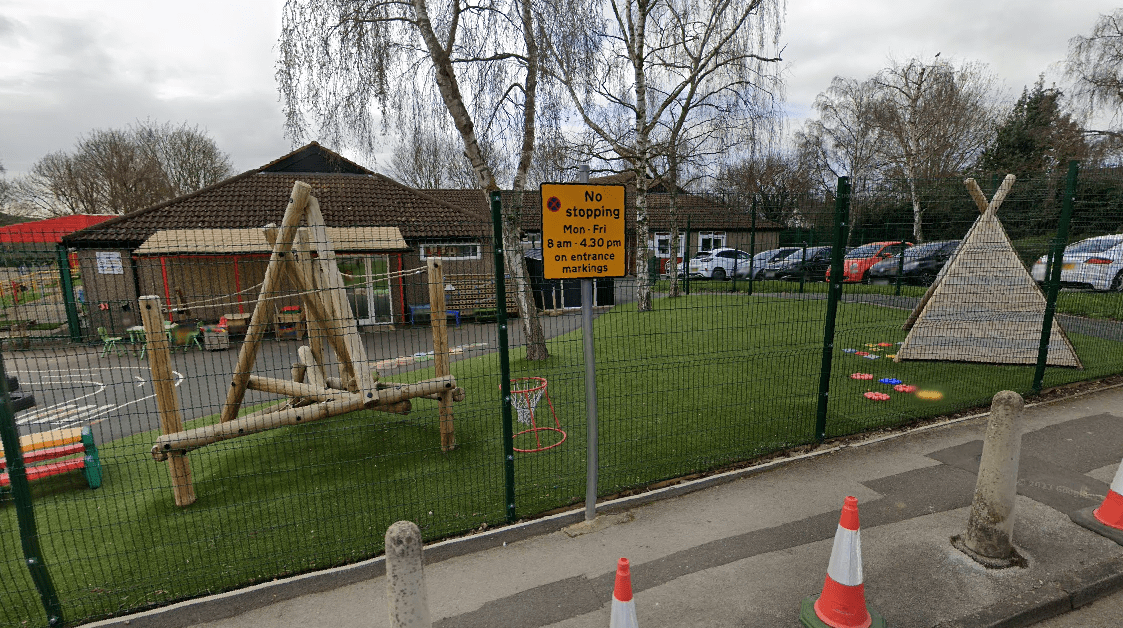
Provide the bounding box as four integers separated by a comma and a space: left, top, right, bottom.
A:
547, 196, 561, 212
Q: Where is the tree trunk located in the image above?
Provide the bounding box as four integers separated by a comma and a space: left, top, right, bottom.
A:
413, 0, 548, 360
632, 1, 653, 312
504, 193, 549, 361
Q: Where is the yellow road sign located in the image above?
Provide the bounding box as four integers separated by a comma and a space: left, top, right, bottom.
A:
540, 183, 626, 279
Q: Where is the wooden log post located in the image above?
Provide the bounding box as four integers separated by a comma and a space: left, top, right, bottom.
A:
305, 198, 377, 403
297, 345, 327, 390
262, 225, 353, 387
427, 258, 455, 451
140, 295, 195, 506
152, 376, 455, 457
221, 181, 312, 422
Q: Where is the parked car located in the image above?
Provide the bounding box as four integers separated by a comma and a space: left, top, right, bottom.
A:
761, 246, 835, 281
825, 241, 912, 283
734, 247, 801, 279
1030, 233, 1123, 290
687, 247, 752, 280
867, 240, 959, 285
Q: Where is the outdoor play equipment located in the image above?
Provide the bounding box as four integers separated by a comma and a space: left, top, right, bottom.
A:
508, 377, 566, 452
145, 181, 466, 506
0, 426, 102, 490
896, 175, 1081, 368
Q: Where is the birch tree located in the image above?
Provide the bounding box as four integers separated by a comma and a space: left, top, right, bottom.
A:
1066, 9, 1123, 141
277, 0, 551, 360
542, 0, 783, 310
870, 56, 998, 242
795, 76, 884, 242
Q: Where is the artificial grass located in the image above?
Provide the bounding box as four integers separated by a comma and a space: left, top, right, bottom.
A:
4, 293, 1123, 626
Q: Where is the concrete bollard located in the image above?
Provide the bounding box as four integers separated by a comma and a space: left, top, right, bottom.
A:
386, 521, 431, 628
952, 390, 1027, 568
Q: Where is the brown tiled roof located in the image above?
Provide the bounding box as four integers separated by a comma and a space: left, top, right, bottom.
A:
421, 189, 491, 220
64, 143, 490, 248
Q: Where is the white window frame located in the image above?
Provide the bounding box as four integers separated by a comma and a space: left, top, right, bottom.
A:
697, 232, 726, 252
419, 242, 482, 261
651, 232, 687, 258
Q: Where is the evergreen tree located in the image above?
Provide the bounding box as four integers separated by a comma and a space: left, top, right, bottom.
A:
977, 79, 1088, 177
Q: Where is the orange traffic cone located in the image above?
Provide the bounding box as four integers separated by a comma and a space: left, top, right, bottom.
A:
1072, 457, 1123, 545
800, 496, 885, 628
609, 558, 638, 628
1095, 463, 1123, 529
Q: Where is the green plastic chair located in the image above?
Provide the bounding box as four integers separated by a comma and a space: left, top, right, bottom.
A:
97, 327, 124, 357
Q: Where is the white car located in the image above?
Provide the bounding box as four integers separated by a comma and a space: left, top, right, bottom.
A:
687, 248, 752, 280
1030, 234, 1123, 290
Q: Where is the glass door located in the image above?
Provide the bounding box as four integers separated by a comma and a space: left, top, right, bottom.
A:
338, 255, 394, 325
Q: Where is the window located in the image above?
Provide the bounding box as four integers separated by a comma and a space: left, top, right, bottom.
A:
697, 232, 726, 252
652, 233, 686, 258
419, 243, 481, 260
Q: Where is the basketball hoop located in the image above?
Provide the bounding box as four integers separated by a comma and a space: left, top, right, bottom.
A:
507, 377, 566, 453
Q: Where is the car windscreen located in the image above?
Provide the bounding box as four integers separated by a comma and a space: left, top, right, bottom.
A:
782, 247, 828, 261
1067, 236, 1123, 255
903, 241, 954, 259
844, 243, 886, 259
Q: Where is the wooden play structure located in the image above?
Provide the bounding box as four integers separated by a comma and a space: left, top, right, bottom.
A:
896, 175, 1081, 368
146, 181, 465, 506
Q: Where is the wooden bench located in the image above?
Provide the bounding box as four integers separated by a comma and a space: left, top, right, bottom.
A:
0, 426, 102, 490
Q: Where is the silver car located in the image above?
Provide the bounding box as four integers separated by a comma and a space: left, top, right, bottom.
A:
1030, 234, 1123, 290
734, 247, 801, 279
687, 248, 752, 280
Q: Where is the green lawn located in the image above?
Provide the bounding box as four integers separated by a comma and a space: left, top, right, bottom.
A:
4, 294, 1123, 626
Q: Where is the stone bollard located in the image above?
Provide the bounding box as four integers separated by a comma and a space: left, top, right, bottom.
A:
386, 521, 431, 628
952, 390, 1027, 568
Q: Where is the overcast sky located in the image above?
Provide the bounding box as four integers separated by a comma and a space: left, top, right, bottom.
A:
1, 0, 1119, 180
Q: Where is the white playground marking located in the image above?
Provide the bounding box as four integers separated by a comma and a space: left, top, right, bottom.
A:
12, 366, 184, 429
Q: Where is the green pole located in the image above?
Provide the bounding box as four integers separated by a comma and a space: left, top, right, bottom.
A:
747, 197, 757, 296
489, 191, 516, 523
683, 218, 691, 295
0, 358, 64, 626
1033, 161, 1079, 393
55, 245, 82, 343
815, 177, 851, 442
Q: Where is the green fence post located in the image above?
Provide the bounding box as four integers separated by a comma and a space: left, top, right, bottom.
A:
55, 245, 82, 343
490, 191, 517, 523
747, 198, 757, 296
683, 218, 691, 295
0, 358, 64, 626
1032, 161, 1079, 394
815, 177, 851, 442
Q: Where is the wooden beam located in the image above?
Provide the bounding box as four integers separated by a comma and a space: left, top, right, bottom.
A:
297, 345, 327, 390
304, 198, 377, 403
220, 181, 312, 423
140, 295, 195, 506
248, 375, 342, 402
152, 376, 456, 458
427, 257, 455, 451
262, 225, 354, 376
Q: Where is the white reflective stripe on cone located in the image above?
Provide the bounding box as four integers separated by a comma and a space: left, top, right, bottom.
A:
610, 599, 639, 628
1110, 462, 1123, 495
826, 524, 863, 587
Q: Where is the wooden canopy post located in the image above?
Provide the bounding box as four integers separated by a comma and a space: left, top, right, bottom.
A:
221, 181, 311, 422
428, 257, 455, 451
304, 198, 378, 403
140, 295, 195, 506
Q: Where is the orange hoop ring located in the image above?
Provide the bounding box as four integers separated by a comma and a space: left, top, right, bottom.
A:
506, 377, 566, 453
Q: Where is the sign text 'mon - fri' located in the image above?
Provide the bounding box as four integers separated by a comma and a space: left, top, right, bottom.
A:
540, 183, 626, 279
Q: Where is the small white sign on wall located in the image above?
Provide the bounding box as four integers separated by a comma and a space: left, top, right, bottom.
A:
96, 251, 124, 275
